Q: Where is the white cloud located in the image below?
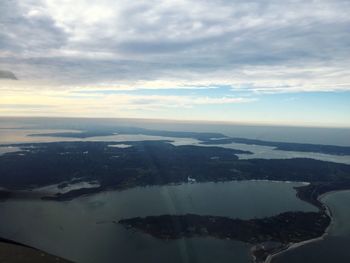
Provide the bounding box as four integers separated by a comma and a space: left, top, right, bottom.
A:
1, 0, 350, 93
0, 82, 255, 118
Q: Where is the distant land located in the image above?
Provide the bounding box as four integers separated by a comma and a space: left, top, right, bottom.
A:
28, 128, 221, 141
28, 127, 350, 156
202, 137, 350, 156
1, 117, 349, 146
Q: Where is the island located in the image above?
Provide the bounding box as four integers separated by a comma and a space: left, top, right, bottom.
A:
119, 212, 330, 263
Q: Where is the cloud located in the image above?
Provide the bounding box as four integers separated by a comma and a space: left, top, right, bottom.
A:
0, 84, 256, 119
0, 70, 17, 80
0, 0, 350, 93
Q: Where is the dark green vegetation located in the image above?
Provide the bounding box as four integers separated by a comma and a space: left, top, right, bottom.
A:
119, 212, 329, 243
0, 141, 350, 201
296, 181, 350, 210
0, 141, 249, 190
119, 212, 330, 262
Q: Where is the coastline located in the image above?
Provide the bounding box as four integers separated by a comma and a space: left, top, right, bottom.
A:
2, 175, 348, 262
263, 189, 350, 263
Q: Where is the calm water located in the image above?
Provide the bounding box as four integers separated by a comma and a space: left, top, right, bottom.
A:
272, 190, 350, 263
204, 142, 350, 165
0, 128, 200, 145
1, 128, 349, 165
0, 181, 315, 263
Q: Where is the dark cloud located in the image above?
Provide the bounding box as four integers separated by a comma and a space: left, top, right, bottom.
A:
0, 0, 66, 55
0, 70, 17, 80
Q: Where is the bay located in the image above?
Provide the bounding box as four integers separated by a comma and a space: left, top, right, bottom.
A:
0, 181, 315, 263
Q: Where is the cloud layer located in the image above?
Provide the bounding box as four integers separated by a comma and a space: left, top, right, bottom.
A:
0, 0, 350, 92
1, 0, 350, 126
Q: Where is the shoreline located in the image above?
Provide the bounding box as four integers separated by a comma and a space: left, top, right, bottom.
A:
263, 189, 350, 263
2, 178, 348, 262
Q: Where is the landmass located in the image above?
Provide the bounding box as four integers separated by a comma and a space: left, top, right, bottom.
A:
117, 179, 339, 263
119, 212, 330, 263
201, 137, 350, 156
0, 141, 349, 201
28, 127, 350, 155
295, 181, 350, 209
28, 127, 222, 141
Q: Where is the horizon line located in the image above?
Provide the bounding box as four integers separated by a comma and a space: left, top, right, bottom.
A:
1, 115, 349, 130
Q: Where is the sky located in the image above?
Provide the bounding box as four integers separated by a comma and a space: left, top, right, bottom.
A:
0, 0, 350, 127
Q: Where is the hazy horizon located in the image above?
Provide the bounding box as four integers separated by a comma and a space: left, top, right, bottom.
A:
1, 115, 350, 129
1, 0, 350, 127
1, 116, 350, 146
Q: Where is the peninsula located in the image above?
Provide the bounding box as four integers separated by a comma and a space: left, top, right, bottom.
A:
119, 212, 330, 263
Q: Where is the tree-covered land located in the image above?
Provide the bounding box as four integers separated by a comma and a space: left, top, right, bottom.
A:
0, 141, 349, 201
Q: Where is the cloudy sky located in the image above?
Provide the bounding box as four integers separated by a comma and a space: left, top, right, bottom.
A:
1, 0, 350, 126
